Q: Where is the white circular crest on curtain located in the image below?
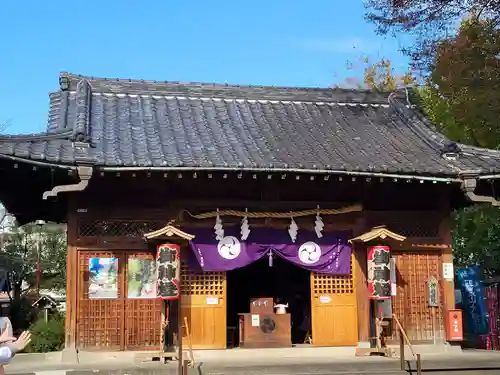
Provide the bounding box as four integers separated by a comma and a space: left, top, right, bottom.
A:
298, 241, 322, 264
217, 236, 241, 260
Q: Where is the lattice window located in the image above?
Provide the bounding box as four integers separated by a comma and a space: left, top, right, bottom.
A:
312, 257, 354, 295
78, 220, 166, 237
181, 264, 225, 296
368, 213, 441, 237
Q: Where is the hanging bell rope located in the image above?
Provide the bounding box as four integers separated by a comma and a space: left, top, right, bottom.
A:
181, 204, 362, 220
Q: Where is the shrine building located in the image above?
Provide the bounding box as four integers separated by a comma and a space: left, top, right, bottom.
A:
1, 72, 500, 352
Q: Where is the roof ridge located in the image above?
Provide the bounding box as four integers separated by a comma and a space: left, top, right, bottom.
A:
0, 130, 73, 142
59, 71, 378, 94
59, 72, 394, 104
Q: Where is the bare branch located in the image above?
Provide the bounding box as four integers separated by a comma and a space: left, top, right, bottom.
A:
0, 120, 11, 134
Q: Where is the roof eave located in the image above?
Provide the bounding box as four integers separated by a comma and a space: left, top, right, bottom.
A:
96, 165, 462, 183
0, 153, 78, 170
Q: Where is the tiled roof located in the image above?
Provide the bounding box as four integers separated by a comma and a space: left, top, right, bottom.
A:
1, 72, 500, 177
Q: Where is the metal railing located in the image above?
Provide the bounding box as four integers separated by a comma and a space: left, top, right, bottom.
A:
393, 314, 422, 375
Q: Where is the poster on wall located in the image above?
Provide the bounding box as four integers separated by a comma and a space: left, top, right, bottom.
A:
127, 259, 157, 299
367, 245, 391, 300
88, 257, 118, 299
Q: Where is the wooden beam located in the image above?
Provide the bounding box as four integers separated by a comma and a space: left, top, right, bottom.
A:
144, 225, 195, 241
349, 226, 406, 244
171, 200, 357, 210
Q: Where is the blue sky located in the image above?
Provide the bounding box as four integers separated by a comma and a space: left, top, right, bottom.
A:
0, 1, 410, 134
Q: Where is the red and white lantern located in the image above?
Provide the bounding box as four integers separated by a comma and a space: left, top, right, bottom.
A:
156, 243, 181, 300
367, 245, 391, 300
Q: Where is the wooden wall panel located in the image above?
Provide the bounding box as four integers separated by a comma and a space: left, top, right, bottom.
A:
311, 255, 358, 346
180, 264, 227, 349
391, 250, 445, 343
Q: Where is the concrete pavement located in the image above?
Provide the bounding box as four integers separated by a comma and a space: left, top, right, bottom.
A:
5, 347, 500, 375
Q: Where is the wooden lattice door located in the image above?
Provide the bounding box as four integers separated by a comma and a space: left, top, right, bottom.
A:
391, 251, 445, 342
124, 252, 162, 350
180, 264, 227, 349
77, 251, 125, 350
310, 256, 358, 346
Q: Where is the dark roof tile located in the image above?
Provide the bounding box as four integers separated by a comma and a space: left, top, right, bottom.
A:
0, 72, 500, 177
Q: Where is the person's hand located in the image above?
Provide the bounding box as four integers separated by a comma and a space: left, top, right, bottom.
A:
0, 337, 15, 344
9, 331, 31, 353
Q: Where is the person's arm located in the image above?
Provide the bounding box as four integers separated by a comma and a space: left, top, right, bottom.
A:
0, 331, 31, 365
0, 346, 13, 365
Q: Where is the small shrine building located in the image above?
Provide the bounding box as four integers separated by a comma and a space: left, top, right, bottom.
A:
1, 73, 500, 351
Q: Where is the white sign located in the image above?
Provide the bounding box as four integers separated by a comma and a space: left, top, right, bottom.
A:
443, 262, 454, 280
217, 236, 241, 260
298, 241, 322, 264
319, 296, 331, 303
251, 314, 260, 327
390, 258, 397, 296
205, 297, 219, 305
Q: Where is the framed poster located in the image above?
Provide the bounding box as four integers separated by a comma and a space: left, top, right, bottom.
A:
127, 258, 157, 299
88, 257, 118, 299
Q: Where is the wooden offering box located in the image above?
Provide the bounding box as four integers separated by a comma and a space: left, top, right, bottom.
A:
238, 313, 292, 348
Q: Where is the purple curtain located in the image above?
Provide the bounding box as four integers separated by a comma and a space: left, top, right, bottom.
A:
188, 227, 351, 275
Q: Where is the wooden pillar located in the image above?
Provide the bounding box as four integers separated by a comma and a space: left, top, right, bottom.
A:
354, 244, 369, 342
65, 195, 79, 349
439, 214, 455, 326
437, 186, 455, 340
353, 216, 370, 344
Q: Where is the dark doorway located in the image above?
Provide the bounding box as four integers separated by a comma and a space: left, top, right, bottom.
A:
226, 255, 311, 346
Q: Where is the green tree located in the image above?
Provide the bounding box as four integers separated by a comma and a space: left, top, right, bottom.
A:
452, 205, 500, 276
345, 54, 500, 276
364, 0, 500, 72
0, 223, 67, 300
339, 56, 416, 91
426, 20, 500, 148
417, 20, 500, 274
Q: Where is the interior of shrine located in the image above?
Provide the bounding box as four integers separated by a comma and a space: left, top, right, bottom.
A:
226, 255, 311, 347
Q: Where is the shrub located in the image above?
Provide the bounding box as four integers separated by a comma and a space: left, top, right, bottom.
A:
9, 297, 38, 333
27, 314, 65, 353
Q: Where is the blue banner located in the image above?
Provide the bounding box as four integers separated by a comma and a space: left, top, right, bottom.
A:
456, 266, 488, 336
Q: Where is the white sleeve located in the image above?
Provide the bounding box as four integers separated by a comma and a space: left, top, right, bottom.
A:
0, 346, 13, 365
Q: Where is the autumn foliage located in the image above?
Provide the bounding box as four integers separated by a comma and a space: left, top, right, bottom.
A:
429, 20, 500, 149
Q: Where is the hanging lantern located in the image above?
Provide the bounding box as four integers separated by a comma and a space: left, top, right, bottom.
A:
288, 217, 298, 243
367, 245, 391, 300
314, 205, 324, 238
214, 208, 224, 240
240, 208, 251, 240
156, 243, 181, 300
